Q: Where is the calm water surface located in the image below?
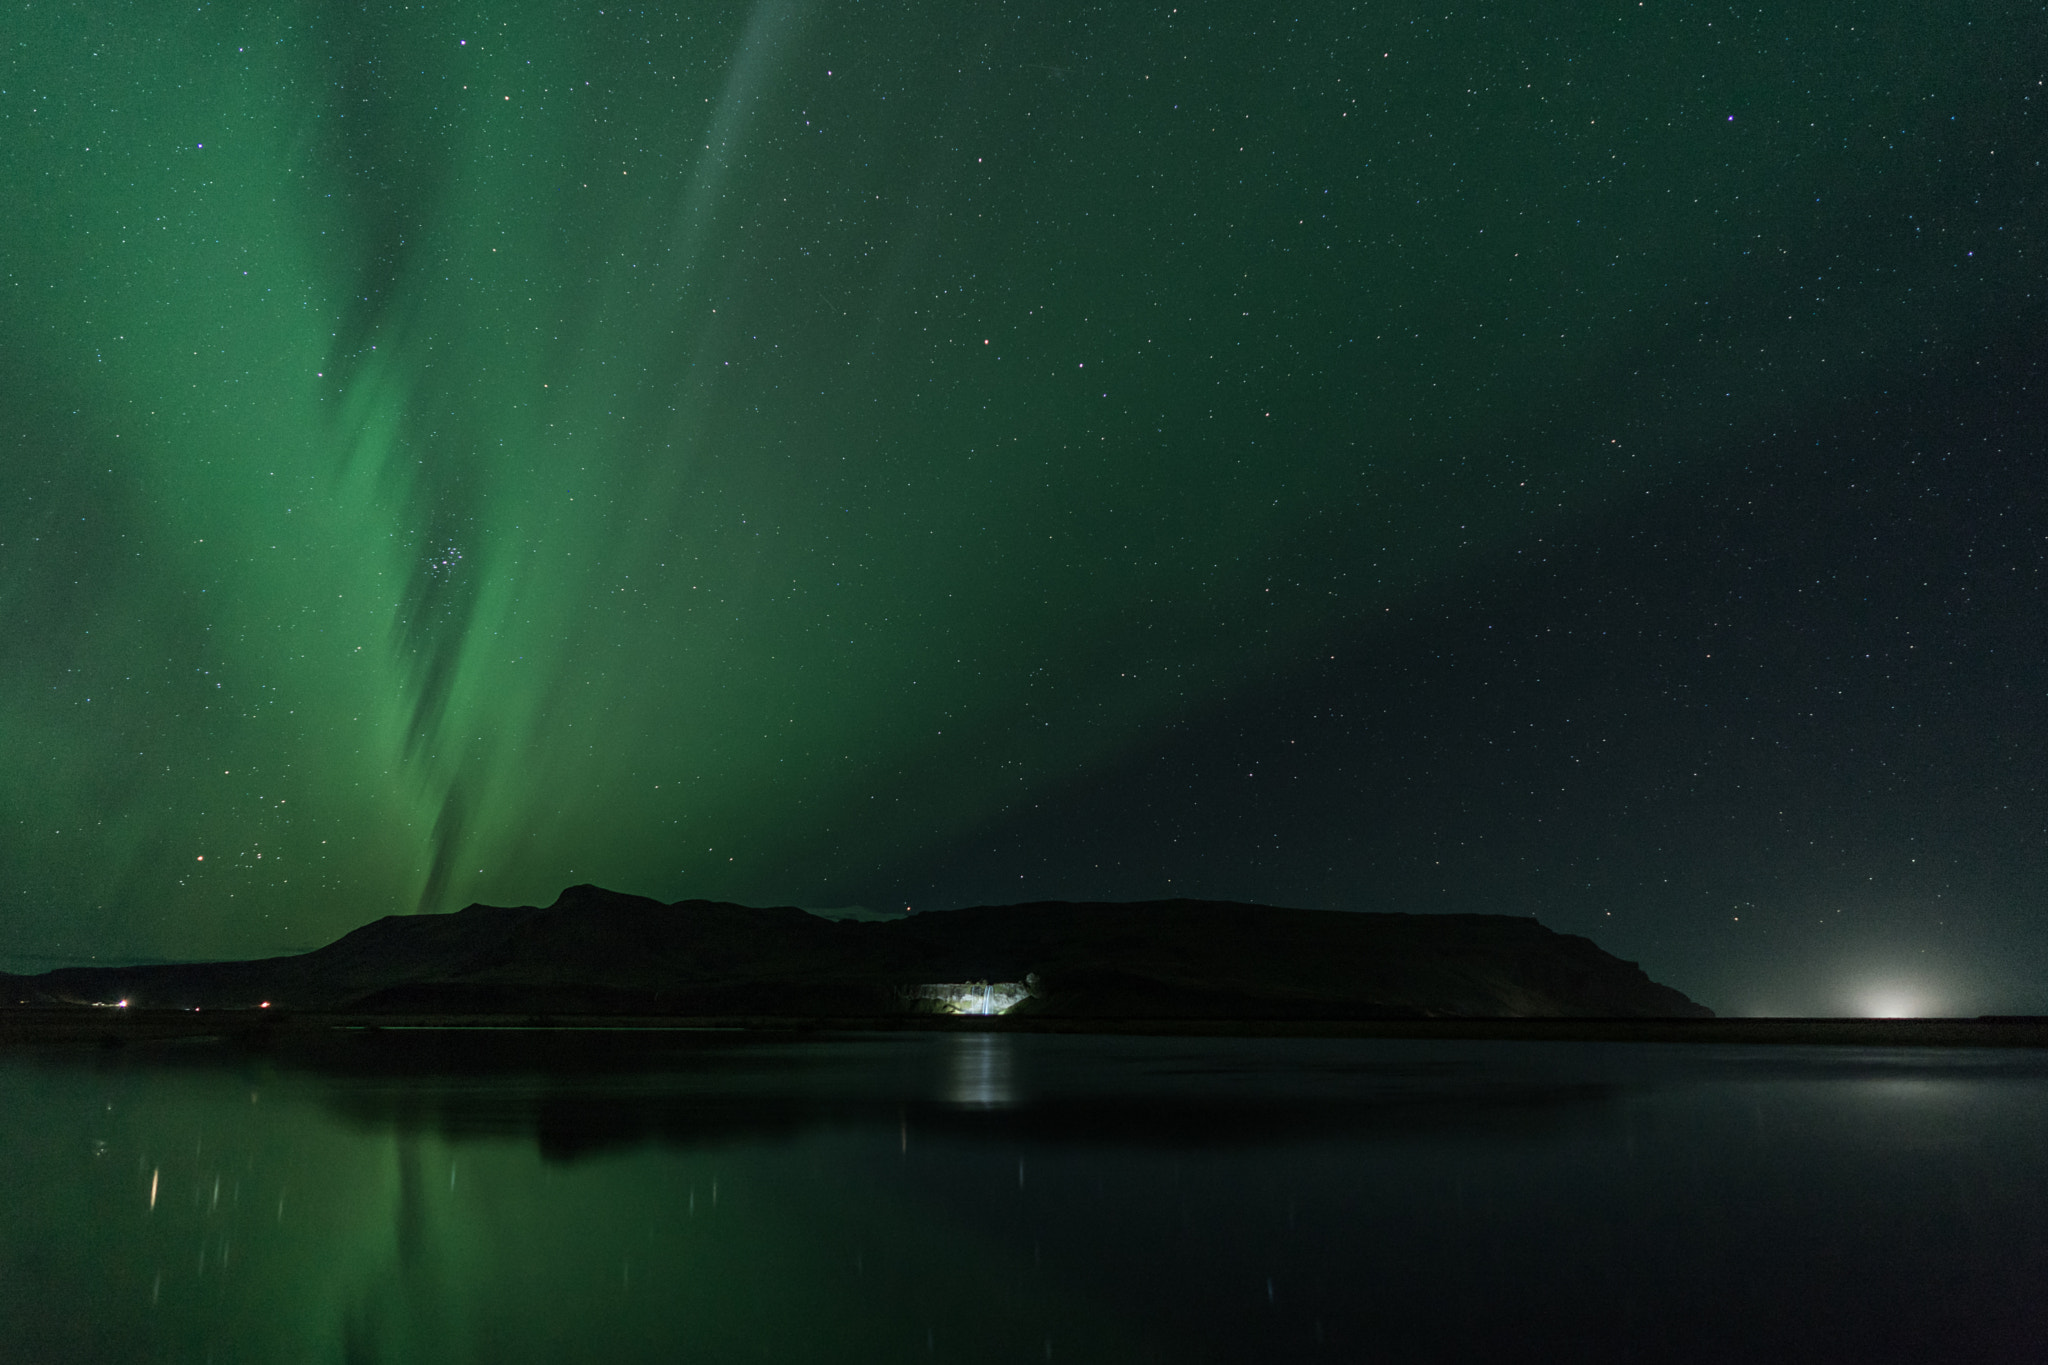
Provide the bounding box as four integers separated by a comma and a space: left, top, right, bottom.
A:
3, 1032, 2043, 1363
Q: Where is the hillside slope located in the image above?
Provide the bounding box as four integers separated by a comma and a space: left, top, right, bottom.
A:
10, 886, 1710, 1018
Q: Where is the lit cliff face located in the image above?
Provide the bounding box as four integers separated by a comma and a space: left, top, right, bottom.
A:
914, 981, 1034, 1016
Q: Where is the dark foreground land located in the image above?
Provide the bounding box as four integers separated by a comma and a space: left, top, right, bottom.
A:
3, 1009, 2046, 1050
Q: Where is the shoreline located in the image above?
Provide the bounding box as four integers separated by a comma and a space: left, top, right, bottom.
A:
3, 1008, 2045, 1049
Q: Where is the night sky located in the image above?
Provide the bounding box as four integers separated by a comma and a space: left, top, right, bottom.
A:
2, 0, 2042, 1014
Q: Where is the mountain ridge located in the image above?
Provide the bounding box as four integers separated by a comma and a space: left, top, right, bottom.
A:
4, 886, 1712, 1019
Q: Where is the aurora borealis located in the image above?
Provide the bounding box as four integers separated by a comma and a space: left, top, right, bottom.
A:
3, 0, 2043, 1011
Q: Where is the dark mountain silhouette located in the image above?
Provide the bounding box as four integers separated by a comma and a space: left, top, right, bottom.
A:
3, 886, 1711, 1018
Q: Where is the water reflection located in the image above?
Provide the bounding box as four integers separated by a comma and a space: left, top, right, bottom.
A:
4, 1037, 2047, 1364
945, 1033, 1016, 1109
295, 1030, 1618, 1155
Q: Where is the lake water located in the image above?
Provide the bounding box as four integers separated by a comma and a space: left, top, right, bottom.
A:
3, 1031, 2044, 1363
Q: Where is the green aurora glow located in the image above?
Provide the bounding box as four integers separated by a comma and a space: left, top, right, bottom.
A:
2, 0, 2038, 970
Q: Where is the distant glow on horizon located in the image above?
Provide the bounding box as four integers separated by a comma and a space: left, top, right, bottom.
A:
1860, 984, 1937, 1019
